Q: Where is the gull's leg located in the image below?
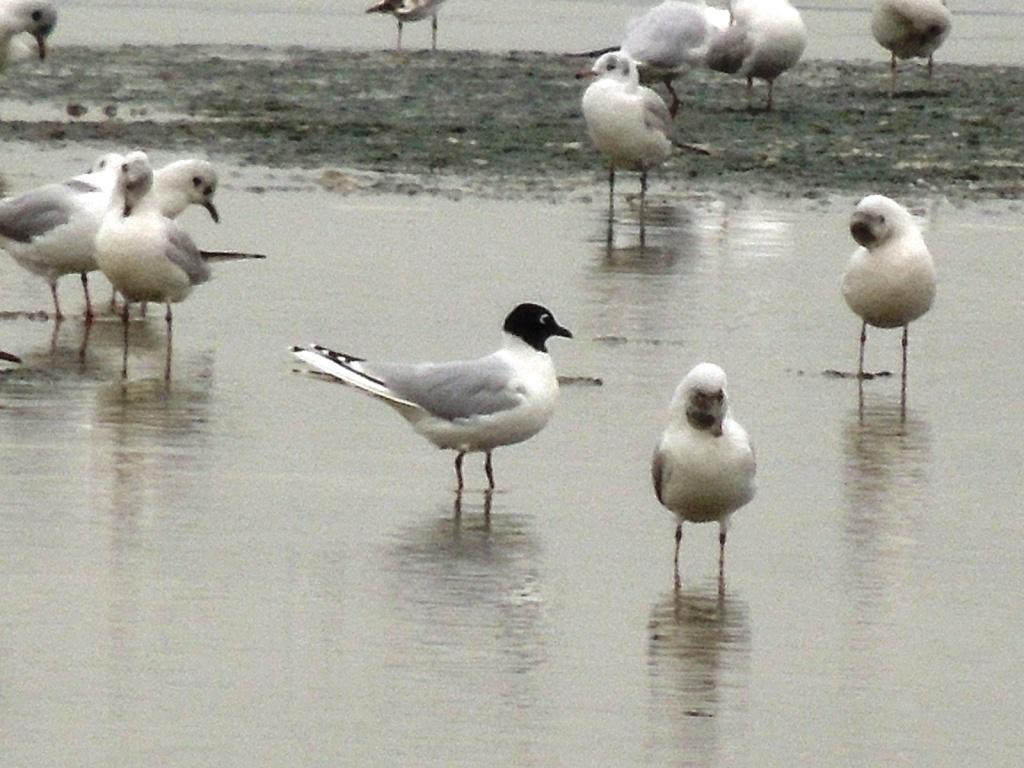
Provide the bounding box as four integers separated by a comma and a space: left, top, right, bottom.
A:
746, 76, 753, 109
164, 303, 173, 381
396, 20, 403, 51
484, 451, 495, 490
49, 280, 63, 322
663, 77, 680, 118
927, 54, 934, 80
766, 79, 774, 112
858, 321, 867, 379
718, 527, 727, 579
639, 169, 648, 248
889, 52, 897, 97
454, 450, 466, 491
900, 324, 909, 418
606, 165, 615, 246
140, 301, 148, 318
673, 523, 682, 582
431, 14, 438, 51
80, 272, 94, 323
121, 301, 130, 378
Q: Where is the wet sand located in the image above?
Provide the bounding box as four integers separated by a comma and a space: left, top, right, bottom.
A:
2, 46, 1024, 199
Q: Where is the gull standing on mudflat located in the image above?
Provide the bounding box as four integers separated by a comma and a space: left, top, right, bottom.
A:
842, 194, 936, 394
0, 0, 56, 69
579, 51, 708, 237
366, 0, 447, 51
617, 0, 731, 117
871, 0, 952, 96
652, 363, 756, 580
292, 303, 573, 491
95, 152, 212, 378
705, 0, 806, 111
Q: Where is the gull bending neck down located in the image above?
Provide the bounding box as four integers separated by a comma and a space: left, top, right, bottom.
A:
95, 152, 212, 378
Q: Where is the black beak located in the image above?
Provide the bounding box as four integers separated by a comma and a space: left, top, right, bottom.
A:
0, 350, 21, 364
553, 324, 573, 339
203, 200, 220, 223
33, 32, 47, 60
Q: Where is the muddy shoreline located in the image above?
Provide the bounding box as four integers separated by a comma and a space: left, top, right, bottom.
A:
1, 45, 1022, 200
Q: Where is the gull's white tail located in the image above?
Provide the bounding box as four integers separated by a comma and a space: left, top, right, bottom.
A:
291, 344, 419, 411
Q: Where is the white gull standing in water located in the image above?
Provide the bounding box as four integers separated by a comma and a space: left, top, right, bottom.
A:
705, 0, 807, 111
95, 152, 212, 378
652, 363, 757, 581
842, 195, 936, 398
0, 160, 120, 320
618, 0, 731, 117
366, 0, 447, 51
871, 0, 952, 96
579, 51, 708, 239
0, 0, 56, 69
292, 303, 573, 491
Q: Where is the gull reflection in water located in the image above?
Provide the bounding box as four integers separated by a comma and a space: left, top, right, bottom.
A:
384, 491, 549, 710
842, 391, 932, 590
646, 579, 751, 765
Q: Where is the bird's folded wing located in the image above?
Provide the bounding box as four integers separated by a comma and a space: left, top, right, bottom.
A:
0, 183, 85, 243
368, 356, 525, 421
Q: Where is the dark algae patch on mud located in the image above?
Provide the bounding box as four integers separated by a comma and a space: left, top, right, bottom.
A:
2, 45, 1023, 198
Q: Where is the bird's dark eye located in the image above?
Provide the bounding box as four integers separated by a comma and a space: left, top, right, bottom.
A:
120, 163, 128, 172
879, 215, 886, 224
31, 10, 42, 21
97, 160, 106, 169
192, 176, 202, 187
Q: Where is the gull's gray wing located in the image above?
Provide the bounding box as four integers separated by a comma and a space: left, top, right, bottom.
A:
0, 181, 95, 243
623, 2, 708, 70
651, 445, 667, 504
363, 355, 523, 421
642, 88, 675, 136
164, 221, 211, 286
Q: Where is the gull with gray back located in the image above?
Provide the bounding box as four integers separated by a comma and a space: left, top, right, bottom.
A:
292, 303, 573, 491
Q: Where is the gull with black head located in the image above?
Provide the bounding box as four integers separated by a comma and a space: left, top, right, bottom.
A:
292, 303, 573, 490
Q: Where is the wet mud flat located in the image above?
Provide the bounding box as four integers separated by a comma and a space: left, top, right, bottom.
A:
1, 45, 1022, 199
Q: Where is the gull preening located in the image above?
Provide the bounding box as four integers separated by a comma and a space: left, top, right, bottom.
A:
871, 0, 952, 96
95, 152, 212, 378
292, 303, 573, 491
0, 153, 222, 321
706, 0, 807, 111
366, 0, 447, 51
842, 195, 936, 395
651, 363, 756, 580
0, 0, 56, 69
579, 51, 708, 238
617, 0, 731, 117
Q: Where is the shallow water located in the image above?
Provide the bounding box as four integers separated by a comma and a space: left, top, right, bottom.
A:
1, 144, 1022, 765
